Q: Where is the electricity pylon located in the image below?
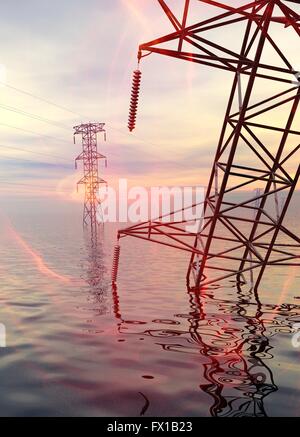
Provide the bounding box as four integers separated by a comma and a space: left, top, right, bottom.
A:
74, 123, 107, 233
116, 0, 300, 291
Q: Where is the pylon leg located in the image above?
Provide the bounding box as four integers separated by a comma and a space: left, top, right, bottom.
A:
117, 1, 300, 290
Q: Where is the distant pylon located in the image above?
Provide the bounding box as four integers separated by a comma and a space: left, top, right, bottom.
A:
74, 123, 107, 231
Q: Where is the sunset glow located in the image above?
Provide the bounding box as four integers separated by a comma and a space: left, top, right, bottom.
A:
0, 0, 300, 420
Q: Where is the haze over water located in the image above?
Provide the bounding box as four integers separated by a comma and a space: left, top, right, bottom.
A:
0, 195, 299, 417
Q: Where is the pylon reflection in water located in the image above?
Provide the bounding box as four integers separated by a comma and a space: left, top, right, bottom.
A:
110, 282, 300, 416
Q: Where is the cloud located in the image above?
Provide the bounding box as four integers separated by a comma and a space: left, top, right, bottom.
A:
0, 0, 299, 197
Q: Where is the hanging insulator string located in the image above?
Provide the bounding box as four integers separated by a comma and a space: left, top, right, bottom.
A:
128, 69, 142, 132
112, 243, 121, 284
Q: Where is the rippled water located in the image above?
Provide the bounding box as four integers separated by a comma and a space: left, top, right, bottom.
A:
0, 196, 300, 417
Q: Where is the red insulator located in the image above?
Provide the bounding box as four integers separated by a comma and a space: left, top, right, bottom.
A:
112, 244, 121, 284
128, 70, 142, 132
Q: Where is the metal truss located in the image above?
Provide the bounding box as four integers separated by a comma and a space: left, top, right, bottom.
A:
118, 0, 300, 291
74, 123, 107, 234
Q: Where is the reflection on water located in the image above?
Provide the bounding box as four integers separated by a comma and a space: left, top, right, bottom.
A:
188, 289, 277, 417
110, 269, 300, 417
1, 203, 300, 417
82, 227, 110, 317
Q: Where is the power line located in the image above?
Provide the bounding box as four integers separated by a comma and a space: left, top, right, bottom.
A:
0, 81, 83, 119
0, 102, 70, 131
0, 180, 72, 194
0, 120, 124, 161
0, 80, 171, 153
0, 81, 191, 171
0, 144, 71, 163
0, 122, 70, 144
0, 152, 72, 169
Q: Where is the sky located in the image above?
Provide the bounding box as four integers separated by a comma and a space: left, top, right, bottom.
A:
0, 0, 299, 202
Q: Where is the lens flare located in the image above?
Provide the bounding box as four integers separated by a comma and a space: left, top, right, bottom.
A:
278, 266, 298, 308
7, 222, 72, 283
121, 0, 151, 32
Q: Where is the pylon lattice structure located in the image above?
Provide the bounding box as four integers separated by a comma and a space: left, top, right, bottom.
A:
74, 123, 107, 232
117, 0, 300, 291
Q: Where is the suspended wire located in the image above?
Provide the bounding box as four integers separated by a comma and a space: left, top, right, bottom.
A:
0, 152, 72, 169
0, 80, 83, 119
0, 144, 71, 163
0, 141, 122, 166
0, 81, 192, 171
0, 80, 174, 154
0, 84, 119, 194
0, 181, 72, 194
0, 123, 124, 163
0, 122, 70, 144
0, 94, 124, 161
0, 102, 70, 131
0, 123, 125, 161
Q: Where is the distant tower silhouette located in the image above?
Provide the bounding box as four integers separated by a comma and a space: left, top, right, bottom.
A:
74, 123, 107, 231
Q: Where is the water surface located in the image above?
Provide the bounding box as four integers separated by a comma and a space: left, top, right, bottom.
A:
0, 196, 299, 417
